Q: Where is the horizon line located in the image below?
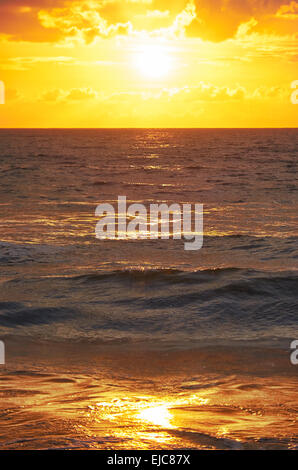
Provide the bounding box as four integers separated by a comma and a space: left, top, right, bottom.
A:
0, 127, 297, 130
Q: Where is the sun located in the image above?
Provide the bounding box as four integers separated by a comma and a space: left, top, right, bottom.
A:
134, 45, 173, 79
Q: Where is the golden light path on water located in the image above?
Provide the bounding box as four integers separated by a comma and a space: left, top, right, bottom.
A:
83, 394, 210, 448
137, 405, 173, 428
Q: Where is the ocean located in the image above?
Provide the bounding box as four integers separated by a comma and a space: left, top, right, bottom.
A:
0, 129, 297, 449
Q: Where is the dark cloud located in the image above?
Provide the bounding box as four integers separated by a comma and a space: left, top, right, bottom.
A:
0, 0, 65, 41
186, 0, 298, 41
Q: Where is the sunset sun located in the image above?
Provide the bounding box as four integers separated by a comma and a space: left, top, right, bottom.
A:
134, 46, 173, 79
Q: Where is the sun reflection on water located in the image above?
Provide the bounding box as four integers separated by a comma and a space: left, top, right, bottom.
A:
137, 405, 173, 428
83, 394, 209, 448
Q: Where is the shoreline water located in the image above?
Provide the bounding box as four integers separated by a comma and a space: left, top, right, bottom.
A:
0, 339, 297, 450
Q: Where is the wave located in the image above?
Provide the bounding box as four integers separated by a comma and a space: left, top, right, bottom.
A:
70, 266, 298, 285
0, 266, 297, 346
1, 233, 298, 268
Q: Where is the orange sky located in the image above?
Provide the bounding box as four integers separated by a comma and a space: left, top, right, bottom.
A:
0, 0, 297, 127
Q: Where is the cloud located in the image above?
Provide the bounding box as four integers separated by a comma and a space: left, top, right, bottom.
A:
0, 55, 119, 71
39, 81, 288, 106
5, 88, 22, 101
41, 87, 98, 101
276, 1, 298, 18
41, 88, 64, 101
0, 0, 297, 44
38, 2, 133, 43
84, 82, 288, 123
67, 87, 98, 100
157, 83, 247, 102
251, 85, 288, 99
1, 56, 74, 70
144, 10, 170, 18
100, 82, 252, 105
0, 1, 134, 42
103, 82, 291, 113
233, 19, 298, 61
